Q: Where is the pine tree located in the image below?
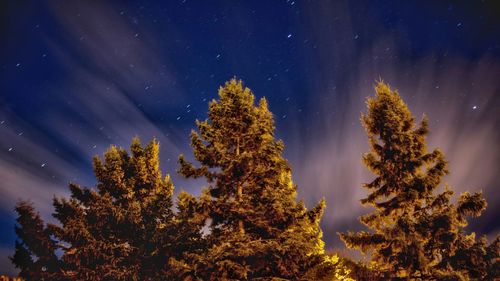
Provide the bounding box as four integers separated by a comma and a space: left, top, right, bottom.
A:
178, 78, 326, 280
339, 81, 499, 280
12, 138, 204, 280
11, 201, 62, 281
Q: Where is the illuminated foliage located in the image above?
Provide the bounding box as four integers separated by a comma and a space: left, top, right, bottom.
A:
302, 254, 355, 281
12, 138, 204, 280
178, 78, 327, 280
12, 78, 497, 281
339, 81, 499, 280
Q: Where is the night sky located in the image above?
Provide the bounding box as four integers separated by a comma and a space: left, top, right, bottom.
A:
1, 0, 500, 275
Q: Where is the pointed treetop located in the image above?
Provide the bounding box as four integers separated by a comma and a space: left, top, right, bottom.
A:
363, 81, 416, 140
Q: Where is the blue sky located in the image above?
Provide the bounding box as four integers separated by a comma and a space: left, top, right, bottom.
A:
1, 0, 500, 275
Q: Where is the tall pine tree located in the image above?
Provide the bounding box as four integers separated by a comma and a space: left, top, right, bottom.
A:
178, 78, 326, 280
339, 81, 499, 280
12, 138, 204, 280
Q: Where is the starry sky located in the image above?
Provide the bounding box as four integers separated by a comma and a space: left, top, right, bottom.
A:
1, 0, 500, 275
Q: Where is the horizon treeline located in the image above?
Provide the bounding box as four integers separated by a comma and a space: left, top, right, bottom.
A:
10, 79, 499, 280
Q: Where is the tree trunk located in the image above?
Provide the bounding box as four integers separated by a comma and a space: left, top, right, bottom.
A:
236, 137, 245, 236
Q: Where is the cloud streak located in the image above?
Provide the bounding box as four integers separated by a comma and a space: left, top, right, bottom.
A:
1, 0, 499, 274
286, 33, 500, 249
0, 2, 193, 273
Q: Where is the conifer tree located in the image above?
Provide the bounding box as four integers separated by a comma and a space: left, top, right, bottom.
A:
12, 138, 204, 280
339, 81, 499, 280
11, 201, 62, 281
178, 78, 326, 280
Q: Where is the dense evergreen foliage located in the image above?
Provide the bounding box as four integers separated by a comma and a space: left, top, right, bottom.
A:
177, 78, 328, 280
339, 81, 499, 280
12, 139, 204, 280
12, 202, 61, 280
10, 79, 497, 280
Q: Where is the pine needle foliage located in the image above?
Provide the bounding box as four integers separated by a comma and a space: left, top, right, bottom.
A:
11, 78, 497, 281
12, 138, 204, 280
339, 81, 499, 280
178, 78, 326, 280
11, 202, 62, 280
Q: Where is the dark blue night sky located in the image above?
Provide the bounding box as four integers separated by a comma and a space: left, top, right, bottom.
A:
1, 0, 500, 275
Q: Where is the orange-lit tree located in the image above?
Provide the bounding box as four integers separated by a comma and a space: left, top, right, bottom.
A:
178, 78, 328, 280
12, 138, 205, 281
340, 81, 499, 280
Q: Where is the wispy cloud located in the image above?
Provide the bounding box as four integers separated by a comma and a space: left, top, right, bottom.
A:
1, 2, 498, 274
288, 47, 500, 248
276, 1, 500, 248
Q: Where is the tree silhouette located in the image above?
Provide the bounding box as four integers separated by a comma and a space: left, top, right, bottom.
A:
11, 201, 61, 280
